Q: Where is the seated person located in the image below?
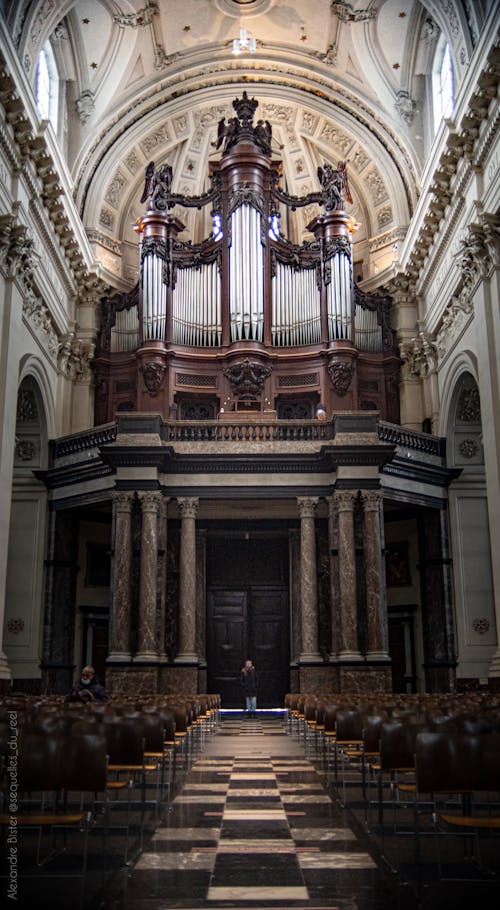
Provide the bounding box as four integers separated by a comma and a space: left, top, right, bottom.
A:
66, 665, 108, 703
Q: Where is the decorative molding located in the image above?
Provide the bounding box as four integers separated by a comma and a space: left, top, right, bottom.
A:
458, 438, 480, 459
395, 91, 416, 127
399, 332, 438, 380
456, 384, 481, 423
57, 333, 95, 382
331, 1, 377, 23
223, 358, 272, 398
140, 360, 167, 396
75, 90, 95, 125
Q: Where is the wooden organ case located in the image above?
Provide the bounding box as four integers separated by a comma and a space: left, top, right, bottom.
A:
94, 93, 400, 425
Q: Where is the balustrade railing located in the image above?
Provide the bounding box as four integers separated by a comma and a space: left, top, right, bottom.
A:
49, 419, 445, 463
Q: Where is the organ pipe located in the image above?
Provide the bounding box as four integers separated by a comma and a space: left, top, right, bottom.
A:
229, 205, 264, 342
171, 261, 222, 346
271, 262, 320, 346
327, 252, 352, 342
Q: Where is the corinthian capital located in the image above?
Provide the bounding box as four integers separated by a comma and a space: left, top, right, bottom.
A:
177, 497, 199, 519
297, 497, 319, 519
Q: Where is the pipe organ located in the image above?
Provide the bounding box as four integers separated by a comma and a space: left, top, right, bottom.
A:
94, 92, 400, 423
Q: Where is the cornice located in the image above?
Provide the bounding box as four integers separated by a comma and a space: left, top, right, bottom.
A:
398, 33, 500, 285
0, 41, 107, 300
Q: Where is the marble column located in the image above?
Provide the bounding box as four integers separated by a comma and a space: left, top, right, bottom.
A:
362, 490, 389, 659
297, 497, 321, 662
157, 495, 168, 660
327, 496, 341, 660
337, 490, 362, 659
176, 497, 199, 663
109, 491, 134, 661
135, 491, 161, 660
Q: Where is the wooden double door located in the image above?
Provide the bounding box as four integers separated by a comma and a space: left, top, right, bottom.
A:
206, 536, 290, 708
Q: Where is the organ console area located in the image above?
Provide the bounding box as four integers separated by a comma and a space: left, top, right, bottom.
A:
94, 92, 400, 425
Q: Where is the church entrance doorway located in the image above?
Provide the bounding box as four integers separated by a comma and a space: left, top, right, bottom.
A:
206, 534, 290, 708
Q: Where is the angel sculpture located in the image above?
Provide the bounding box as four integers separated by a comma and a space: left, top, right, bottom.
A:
140, 161, 173, 210
215, 116, 239, 153
317, 160, 353, 210
253, 119, 272, 155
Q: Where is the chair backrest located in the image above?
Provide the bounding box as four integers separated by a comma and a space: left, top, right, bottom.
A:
380, 720, 428, 772
64, 729, 108, 793
336, 708, 363, 742
102, 716, 144, 765
17, 730, 63, 792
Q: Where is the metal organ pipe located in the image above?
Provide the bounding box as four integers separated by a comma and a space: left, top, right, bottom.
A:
327, 252, 352, 342
171, 261, 222, 346
229, 205, 264, 342
142, 252, 167, 341
111, 306, 139, 352
355, 306, 382, 352
271, 262, 320, 346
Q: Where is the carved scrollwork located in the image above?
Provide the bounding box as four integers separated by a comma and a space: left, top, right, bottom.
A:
141, 360, 167, 396
223, 358, 272, 398
328, 361, 354, 396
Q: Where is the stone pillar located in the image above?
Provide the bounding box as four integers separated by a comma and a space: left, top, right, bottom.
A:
109, 491, 134, 661
297, 497, 321, 661
135, 491, 161, 660
362, 490, 389, 659
176, 497, 199, 663
337, 490, 362, 659
327, 496, 340, 660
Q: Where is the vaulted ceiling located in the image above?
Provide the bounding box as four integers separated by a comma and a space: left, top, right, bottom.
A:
5, 0, 480, 287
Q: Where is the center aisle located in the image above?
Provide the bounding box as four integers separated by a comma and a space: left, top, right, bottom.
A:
109, 711, 403, 909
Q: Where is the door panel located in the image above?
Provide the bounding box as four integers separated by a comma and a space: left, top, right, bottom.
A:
207, 590, 247, 707
250, 589, 289, 707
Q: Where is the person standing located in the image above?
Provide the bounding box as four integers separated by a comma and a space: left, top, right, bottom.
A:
241, 659, 258, 715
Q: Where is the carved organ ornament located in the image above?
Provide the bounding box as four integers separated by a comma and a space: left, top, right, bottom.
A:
94, 93, 399, 422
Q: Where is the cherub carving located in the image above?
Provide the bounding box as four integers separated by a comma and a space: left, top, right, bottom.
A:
317, 160, 353, 210
140, 161, 173, 210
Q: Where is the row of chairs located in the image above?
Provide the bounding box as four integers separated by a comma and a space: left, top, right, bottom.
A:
0, 692, 220, 908
285, 692, 500, 893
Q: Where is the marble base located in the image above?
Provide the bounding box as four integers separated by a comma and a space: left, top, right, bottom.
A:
337, 664, 392, 693
159, 665, 199, 694
298, 665, 337, 693
106, 664, 160, 695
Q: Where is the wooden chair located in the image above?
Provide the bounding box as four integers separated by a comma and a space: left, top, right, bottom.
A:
0, 728, 108, 909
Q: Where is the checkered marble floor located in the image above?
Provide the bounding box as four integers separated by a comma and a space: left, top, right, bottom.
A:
109, 711, 404, 909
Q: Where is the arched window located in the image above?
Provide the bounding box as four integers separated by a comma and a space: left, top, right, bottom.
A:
433, 41, 454, 131
35, 44, 59, 132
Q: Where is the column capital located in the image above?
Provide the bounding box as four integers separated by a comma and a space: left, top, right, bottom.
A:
177, 496, 199, 519
138, 490, 162, 513
297, 496, 319, 519
113, 490, 135, 512
361, 490, 382, 511
335, 489, 358, 512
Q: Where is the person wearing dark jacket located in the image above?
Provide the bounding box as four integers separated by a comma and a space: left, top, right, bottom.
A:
66, 665, 108, 703
240, 659, 258, 715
